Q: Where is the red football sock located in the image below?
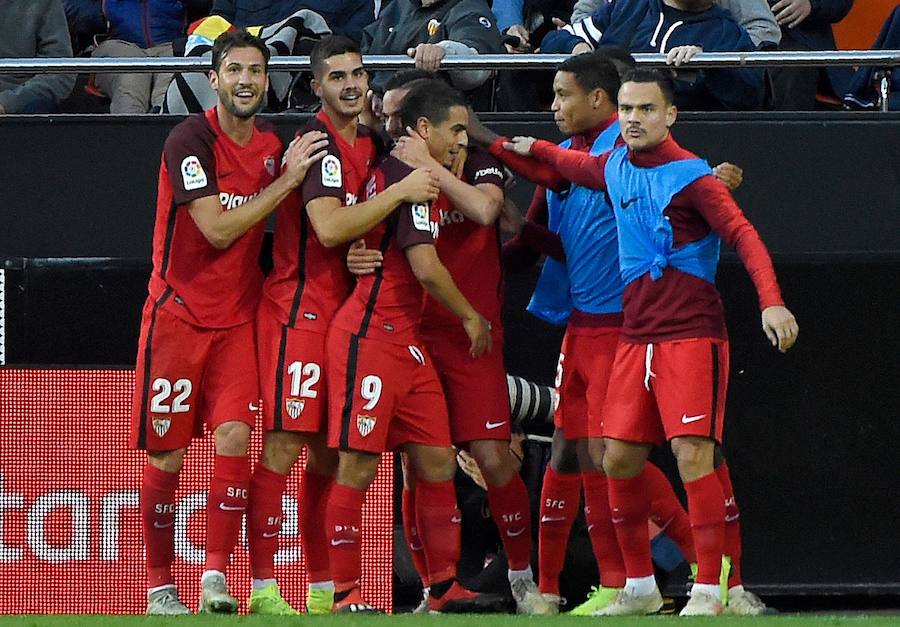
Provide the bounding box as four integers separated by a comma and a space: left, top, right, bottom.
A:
486, 474, 532, 571
247, 463, 287, 581
402, 488, 430, 587
538, 468, 581, 594
414, 479, 460, 585
582, 470, 626, 588
644, 462, 696, 563
684, 471, 726, 585
715, 462, 743, 586
607, 474, 653, 578
141, 463, 179, 588
325, 483, 365, 591
205, 454, 250, 574
298, 468, 334, 583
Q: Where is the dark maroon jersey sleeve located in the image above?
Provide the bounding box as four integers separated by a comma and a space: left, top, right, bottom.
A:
163, 116, 218, 205
463, 147, 505, 189
395, 201, 436, 249
300, 135, 345, 204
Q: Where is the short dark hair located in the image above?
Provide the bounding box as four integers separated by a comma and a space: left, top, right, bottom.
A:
310, 35, 361, 77
621, 68, 676, 105
384, 69, 441, 93
557, 52, 621, 104
211, 30, 270, 73
399, 80, 467, 130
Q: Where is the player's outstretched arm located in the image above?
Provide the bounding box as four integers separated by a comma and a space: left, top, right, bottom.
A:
307, 168, 440, 248
512, 136, 609, 190
188, 131, 329, 249
405, 244, 492, 358
762, 305, 799, 353
393, 130, 503, 226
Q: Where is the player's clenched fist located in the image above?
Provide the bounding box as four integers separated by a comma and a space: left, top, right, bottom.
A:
503, 136, 537, 156
463, 313, 492, 358
761, 305, 799, 353
396, 167, 440, 203
283, 130, 329, 186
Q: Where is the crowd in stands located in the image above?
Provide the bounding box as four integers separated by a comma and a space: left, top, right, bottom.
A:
0, 0, 896, 114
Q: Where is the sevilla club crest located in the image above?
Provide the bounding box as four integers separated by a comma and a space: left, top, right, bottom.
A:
152, 418, 171, 438
357, 414, 376, 437
286, 397, 305, 419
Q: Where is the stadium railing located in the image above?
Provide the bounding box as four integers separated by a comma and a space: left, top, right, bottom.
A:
2, 51, 899, 111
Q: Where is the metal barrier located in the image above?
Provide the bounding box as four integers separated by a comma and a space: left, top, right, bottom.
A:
1, 51, 897, 111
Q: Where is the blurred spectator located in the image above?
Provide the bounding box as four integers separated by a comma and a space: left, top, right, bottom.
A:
570, 0, 781, 49
767, 0, 853, 109
211, 0, 374, 44
493, 0, 576, 111
0, 0, 75, 114
361, 0, 504, 95
843, 5, 900, 111
162, 13, 330, 113
541, 0, 765, 110
88, 0, 187, 113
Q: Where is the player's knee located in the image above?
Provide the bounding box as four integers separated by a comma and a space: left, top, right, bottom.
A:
214, 421, 251, 456
671, 437, 714, 481
259, 430, 306, 473
601, 446, 641, 479
410, 447, 456, 483
467, 441, 514, 486
549, 431, 580, 473
148, 448, 186, 473
336, 451, 380, 489
587, 437, 606, 472
306, 438, 338, 476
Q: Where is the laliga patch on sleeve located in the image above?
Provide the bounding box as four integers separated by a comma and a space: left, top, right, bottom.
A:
321, 154, 342, 188
181, 155, 208, 191
479, 16, 492, 28
411, 203, 431, 231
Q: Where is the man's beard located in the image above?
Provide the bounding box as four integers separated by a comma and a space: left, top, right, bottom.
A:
220, 89, 263, 119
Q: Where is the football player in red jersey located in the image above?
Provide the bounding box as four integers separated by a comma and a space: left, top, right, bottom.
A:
323, 80, 507, 614
244, 35, 440, 615
130, 30, 329, 615
350, 71, 551, 615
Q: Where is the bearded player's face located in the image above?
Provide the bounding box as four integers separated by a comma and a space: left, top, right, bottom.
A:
314, 52, 368, 120
424, 105, 469, 168
210, 46, 268, 119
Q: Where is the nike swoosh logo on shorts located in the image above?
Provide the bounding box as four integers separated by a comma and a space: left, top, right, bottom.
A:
506, 528, 525, 537
681, 413, 706, 424
611, 517, 625, 524
218, 503, 245, 511
153, 521, 174, 529
249, 403, 260, 411
451, 515, 462, 523
725, 514, 740, 523
262, 531, 279, 538
485, 420, 507, 430
331, 538, 354, 546
540, 515, 565, 523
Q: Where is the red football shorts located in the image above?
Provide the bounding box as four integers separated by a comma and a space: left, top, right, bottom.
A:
553, 326, 620, 440
601, 337, 729, 445
257, 304, 327, 434
131, 297, 258, 451
422, 326, 510, 444
326, 328, 451, 453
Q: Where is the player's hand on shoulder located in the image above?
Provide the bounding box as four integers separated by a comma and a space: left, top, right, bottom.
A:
713, 162, 743, 191
397, 167, 440, 203
392, 128, 436, 170
666, 45, 702, 67
283, 130, 329, 187
503, 136, 537, 156
761, 305, 799, 353
463, 313, 492, 358
346, 239, 382, 275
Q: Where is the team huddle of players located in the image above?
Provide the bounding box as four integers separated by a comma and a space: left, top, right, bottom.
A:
130, 28, 798, 617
